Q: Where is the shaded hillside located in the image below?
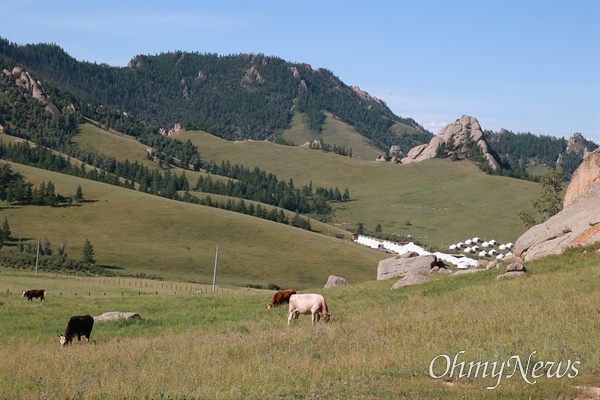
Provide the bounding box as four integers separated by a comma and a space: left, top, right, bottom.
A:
0, 38, 432, 152
485, 130, 598, 180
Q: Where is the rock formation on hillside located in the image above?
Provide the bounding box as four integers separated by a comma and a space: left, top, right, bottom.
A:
94, 312, 141, 322
3, 67, 60, 115
377, 254, 437, 281
514, 148, 600, 261
352, 86, 383, 105
562, 147, 600, 208
324, 275, 348, 288
159, 123, 183, 137
401, 115, 499, 170
566, 132, 592, 157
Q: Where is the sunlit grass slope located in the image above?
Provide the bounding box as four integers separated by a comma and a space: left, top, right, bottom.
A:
174, 129, 541, 249
75, 122, 156, 168
280, 112, 382, 161
4, 162, 386, 288
1, 245, 598, 399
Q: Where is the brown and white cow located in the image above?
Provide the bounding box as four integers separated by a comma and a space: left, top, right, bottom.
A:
59, 315, 94, 347
287, 294, 331, 326
266, 289, 297, 309
22, 289, 45, 302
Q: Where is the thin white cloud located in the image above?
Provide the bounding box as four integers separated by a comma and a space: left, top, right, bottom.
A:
421, 121, 448, 135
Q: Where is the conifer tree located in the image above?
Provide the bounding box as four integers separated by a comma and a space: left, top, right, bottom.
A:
0, 217, 10, 242
75, 185, 84, 202
82, 239, 95, 264
517, 168, 564, 227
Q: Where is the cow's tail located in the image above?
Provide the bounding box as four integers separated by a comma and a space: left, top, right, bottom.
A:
321, 297, 329, 314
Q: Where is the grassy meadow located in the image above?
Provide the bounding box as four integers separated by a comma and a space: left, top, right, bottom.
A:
174, 129, 541, 248
72, 119, 541, 249
280, 112, 383, 161
1, 244, 599, 399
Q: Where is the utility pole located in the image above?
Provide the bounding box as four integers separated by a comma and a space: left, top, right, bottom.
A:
35, 239, 40, 275
212, 244, 219, 293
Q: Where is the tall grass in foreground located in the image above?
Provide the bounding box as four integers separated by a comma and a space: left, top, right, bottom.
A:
1, 246, 599, 399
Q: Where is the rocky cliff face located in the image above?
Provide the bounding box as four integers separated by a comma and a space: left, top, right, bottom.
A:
562, 148, 600, 208
3, 67, 60, 115
514, 148, 600, 261
401, 115, 499, 170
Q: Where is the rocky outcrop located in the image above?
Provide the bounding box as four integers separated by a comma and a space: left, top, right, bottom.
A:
159, 123, 183, 137
94, 312, 141, 322
562, 148, 600, 208
4, 67, 60, 115
241, 66, 265, 87
514, 170, 600, 262
401, 115, 499, 170
324, 275, 348, 288
505, 262, 526, 273
352, 86, 383, 105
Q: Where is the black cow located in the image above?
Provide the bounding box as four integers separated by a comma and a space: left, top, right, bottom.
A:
59, 315, 94, 347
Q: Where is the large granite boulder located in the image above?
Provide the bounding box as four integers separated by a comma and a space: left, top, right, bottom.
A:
377, 255, 436, 281
562, 148, 600, 208
514, 171, 600, 262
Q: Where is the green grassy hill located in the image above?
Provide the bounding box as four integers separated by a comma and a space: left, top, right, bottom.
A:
5, 121, 544, 287
4, 162, 386, 289
174, 129, 541, 249
280, 112, 383, 161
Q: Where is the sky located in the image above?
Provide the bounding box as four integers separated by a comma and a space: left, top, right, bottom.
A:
1, 0, 599, 143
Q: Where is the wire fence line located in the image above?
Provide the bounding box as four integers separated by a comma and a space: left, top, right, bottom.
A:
3, 276, 235, 297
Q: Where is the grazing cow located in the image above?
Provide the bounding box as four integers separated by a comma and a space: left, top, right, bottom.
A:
266, 289, 297, 309
22, 289, 45, 302
59, 315, 94, 347
287, 294, 331, 326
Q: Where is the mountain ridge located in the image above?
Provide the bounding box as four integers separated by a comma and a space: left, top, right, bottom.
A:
1, 36, 596, 181
0, 38, 432, 153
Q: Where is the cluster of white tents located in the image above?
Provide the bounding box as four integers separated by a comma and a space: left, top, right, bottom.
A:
353, 235, 479, 269
353, 235, 515, 269
448, 237, 513, 260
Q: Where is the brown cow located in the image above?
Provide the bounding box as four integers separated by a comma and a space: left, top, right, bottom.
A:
22, 289, 45, 302
266, 289, 296, 309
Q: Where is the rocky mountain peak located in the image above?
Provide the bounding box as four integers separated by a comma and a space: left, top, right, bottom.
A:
566, 132, 591, 156
400, 115, 499, 170
127, 56, 143, 69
